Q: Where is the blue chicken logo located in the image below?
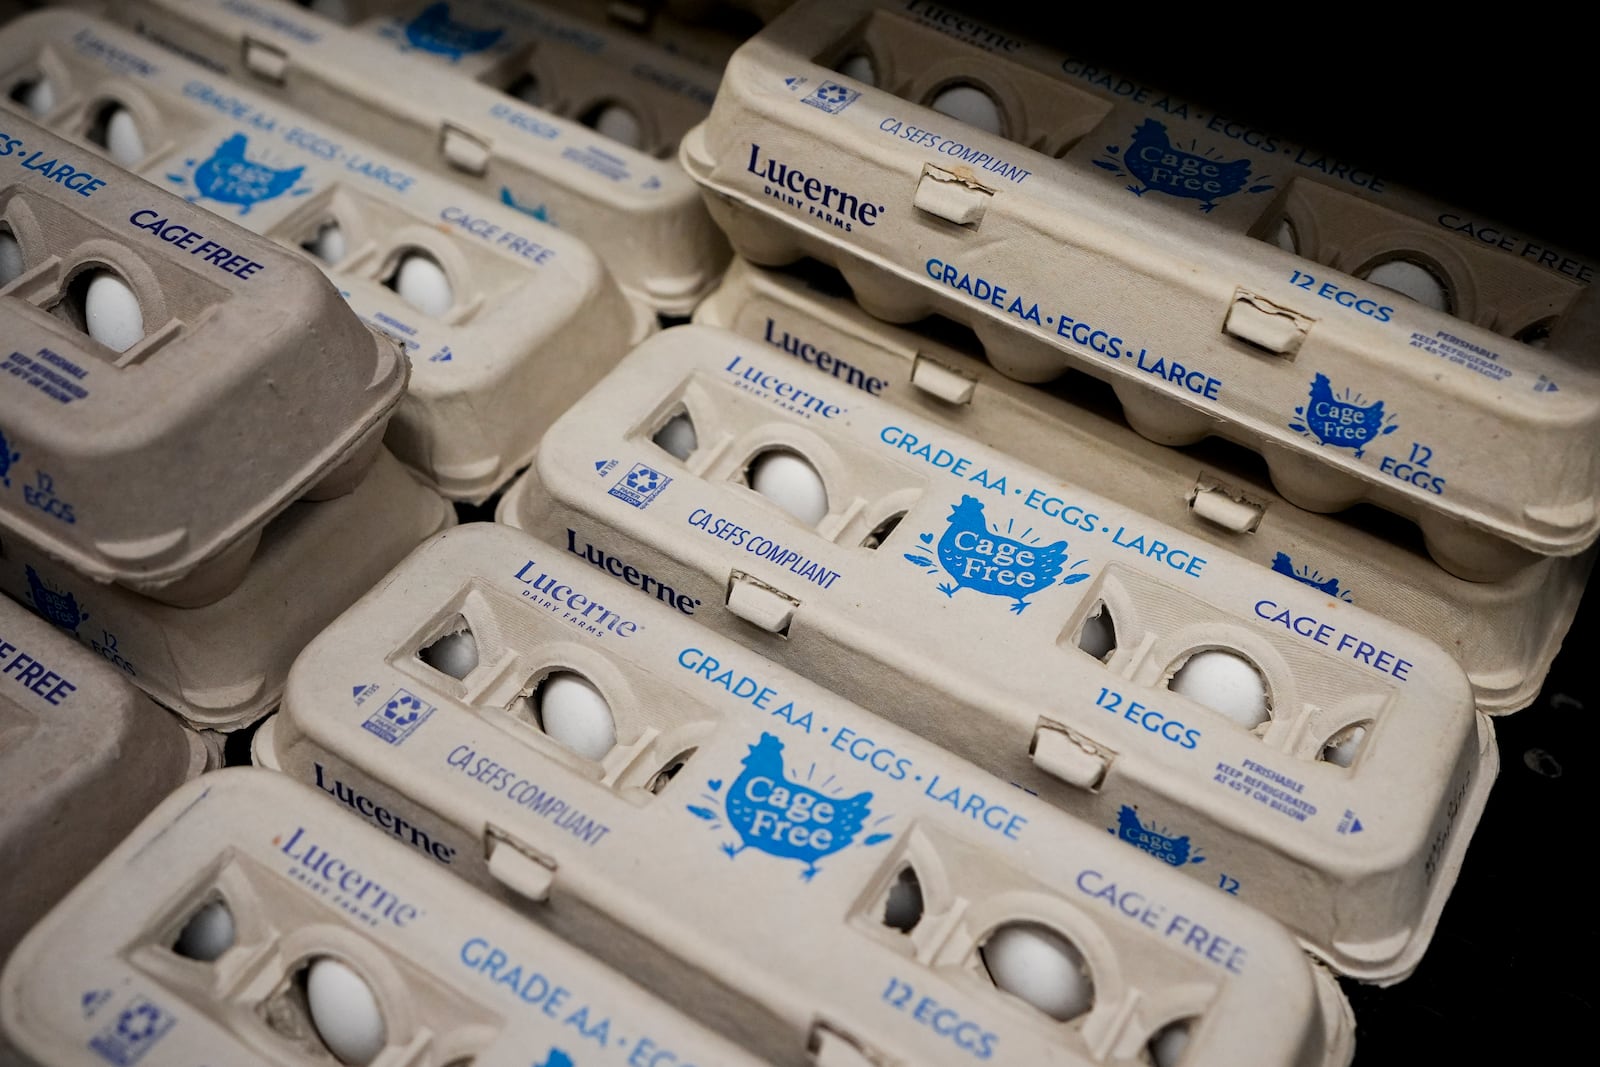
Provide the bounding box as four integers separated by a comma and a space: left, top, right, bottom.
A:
686, 733, 892, 880
902, 495, 1090, 614
25, 566, 87, 633
1109, 805, 1205, 867
1288, 373, 1397, 458
382, 3, 504, 60
1093, 119, 1272, 213
167, 133, 311, 215
0, 424, 19, 488
1271, 552, 1353, 602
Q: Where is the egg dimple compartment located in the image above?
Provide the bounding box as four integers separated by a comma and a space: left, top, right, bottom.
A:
679, 0, 1600, 576
2, 10, 654, 504
0, 101, 404, 600
266, 522, 1352, 1066
694, 257, 1597, 711
100, 0, 730, 314
127, 852, 501, 1067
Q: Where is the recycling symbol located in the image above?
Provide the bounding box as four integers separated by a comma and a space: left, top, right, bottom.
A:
626, 467, 662, 493
116, 1004, 162, 1041
815, 85, 851, 106
384, 692, 424, 727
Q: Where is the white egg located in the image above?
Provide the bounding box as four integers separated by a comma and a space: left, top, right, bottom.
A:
420, 630, 478, 679
748, 450, 828, 526
653, 412, 698, 460
20, 77, 55, 117
103, 107, 147, 166
929, 84, 1002, 135
590, 104, 644, 149
82, 272, 145, 352
1, 233, 23, 286
389, 252, 454, 317
305, 957, 386, 1066
1169, 650, 1268, 729
837, 53, 876, 86
1077, 607, 1116, 660
1362, 260, 1448, 312
981, 923, 1093, 1021
536, 672, 617, 761
1149, 1020, 1192, 1067
173, 900, 235, 961
1321, 724, 1367, 768
305, 222, 347, 265
1273, 219, 1297, 253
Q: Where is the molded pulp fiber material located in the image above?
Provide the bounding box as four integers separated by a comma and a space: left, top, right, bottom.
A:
0, 111, 404, 602
0, 449, 454, 731
263, 522, 1354, 1066
0, 10, 651, 504
499, 324, 1496, 983
0, 768, 769, 1067
105, 0, 731, 314
679, 0, 1600, 580
694, 258, 1596, 712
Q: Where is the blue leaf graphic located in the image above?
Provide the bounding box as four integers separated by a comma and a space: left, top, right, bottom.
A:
686, 806, 717, 821
1382, 425, 1397, 435
1288, 422, 1308, 434
1247, 184, 1275, 193
1060, 573, 1090, 586
1093, 160, 1120, 171
862, 833, 893, 846
903, 554, 934, 568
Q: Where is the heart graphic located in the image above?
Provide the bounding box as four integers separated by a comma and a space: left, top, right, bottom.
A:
919, 532, 933, 544
707, 779, 723, 792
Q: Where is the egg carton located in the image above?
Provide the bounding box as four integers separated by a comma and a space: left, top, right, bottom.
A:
0, 594, 204, 978
498, 324, 1498, 982
256, 521, 1355, 1066
663, 0, 796, 26
1, 11, 651, 504
0, 114, 404, 607
676, 0, 1600, 582
694, 258, 1597, 713
269, 0, 730, 160
0, 449, 454, 732
1, 768, 772, 1067
101, 0, 730, 315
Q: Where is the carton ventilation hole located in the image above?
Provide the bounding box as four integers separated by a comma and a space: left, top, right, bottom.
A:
303, 957, 386, 1066
747, 449, 829, 526
980, 922, 1094, 1022
1076, 604, 1117, 661
652, 411, 698, 460
62, 269, 145, 353
86, 102, 147, 167
303, 221, 348, 265
1320, 723, 1369, 768
836, 53, 876, 86
505, 73, 543, 106
10, 75, 54, 117
418, 623, 478, 680
647, 748, 698, 794
928, 84, 1003, 136
1167, 649, 1269, 730
1360, 259, 1451, 313
386, 250, 454, 317
881, 866, 923, 933
1515, 319, 1554, 349
0, 231, 22, 286
172, 899, 235, 961
860, 512, 904, 550
1147, 1019, 1193, 1067
581, 102, 645, 150
294, 0, 356, 23
530, 671, 618, 761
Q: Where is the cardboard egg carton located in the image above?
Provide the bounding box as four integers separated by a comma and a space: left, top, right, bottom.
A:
676, 0, 1600, 581
663, 0, 796, 25
694, 258, 1596, 713
101, 0, 731, 315
498, 324, 1498, 982
0, 449, 454, 731
258, 522, 1355, 1065
0, 768, 773, 1067
1, 11, 651, 503
0, 110, 404, 606
0, 595, 203, 978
